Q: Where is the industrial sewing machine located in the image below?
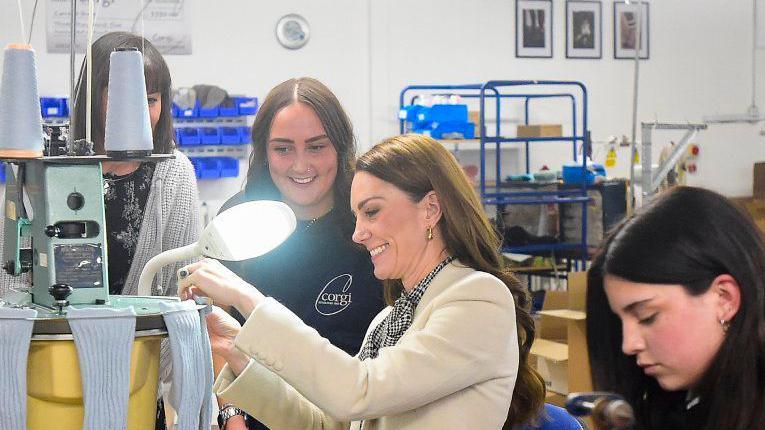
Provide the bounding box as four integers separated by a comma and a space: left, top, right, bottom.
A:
1, 129, 171, 310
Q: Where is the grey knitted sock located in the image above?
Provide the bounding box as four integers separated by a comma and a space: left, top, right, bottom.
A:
159, 300, 206, 430
0, 307, 37, 430
197, 303, 215, 429
67, 307, 137, 430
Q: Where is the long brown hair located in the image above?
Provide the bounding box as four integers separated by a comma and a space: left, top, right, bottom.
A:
355, 134, 545, 427
587, 186, 765, 429
71, 31, 174, 154
244, 77, 356, 233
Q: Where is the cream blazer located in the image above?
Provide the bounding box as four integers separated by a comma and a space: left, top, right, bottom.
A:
213, 260, 519, 429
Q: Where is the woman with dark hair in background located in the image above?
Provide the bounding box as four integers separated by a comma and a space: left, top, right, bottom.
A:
71, 31, 200, 429
179, 133, 545, 429
214, 77, 384, 430
71, 31, 199, 299
587, 186, 765, 430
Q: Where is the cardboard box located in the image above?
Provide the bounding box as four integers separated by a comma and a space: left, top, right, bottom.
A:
517, 124, 563, 138
530, 272, 593, 395
732, 197, 765, 235
468, 111, 482, 138
754, 162, 765, 200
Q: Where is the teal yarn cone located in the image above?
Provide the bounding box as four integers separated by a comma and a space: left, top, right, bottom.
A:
0, 44, 44, 158
104, 48, 153, 158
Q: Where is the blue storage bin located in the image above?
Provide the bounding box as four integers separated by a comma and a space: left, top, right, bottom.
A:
219, 127, 240, 144
429, 121, 475, 139
189, 157, 202, 178
218, 102, 239, 117
239, 126, 252, 144
0, 162, 6, 184
198, 105, 219, 118
174, 128, 182, 144
399, 105, 427, 123
40, 97, 69, 118
171, 104, 180, 118
420, 104, 468, 123
236, 97, 258, 115
562, 162, 606, 185
199, 127, 221, 145
197, 157, 221, 179
218, 157, 239, 178
175, 102, 199, 118
178, 127, 201, 145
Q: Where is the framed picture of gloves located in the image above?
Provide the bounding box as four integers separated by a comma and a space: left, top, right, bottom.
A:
614, 1, 649, 59
516, 0, 553, 58
566, 1, 602, 59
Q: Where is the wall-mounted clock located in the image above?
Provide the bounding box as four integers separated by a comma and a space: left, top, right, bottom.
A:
275, 14, 310, 50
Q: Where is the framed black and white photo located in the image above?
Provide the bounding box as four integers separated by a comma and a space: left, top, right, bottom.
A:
566, 1, 602, 59
516, 0, 553, 58
614, 1, 649, 59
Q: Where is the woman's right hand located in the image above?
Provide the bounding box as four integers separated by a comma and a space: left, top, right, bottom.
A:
178, 258, 264, 316
207, 306, 250, 375
206, 305, 241, 358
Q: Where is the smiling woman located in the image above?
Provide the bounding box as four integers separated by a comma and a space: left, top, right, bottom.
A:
178, 133, 545, 429
265, 102, 338, 220
214, 77, 384, 430
587, 186, 765, 430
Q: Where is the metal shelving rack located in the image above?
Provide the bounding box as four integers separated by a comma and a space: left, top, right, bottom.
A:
399, 80, 591, 270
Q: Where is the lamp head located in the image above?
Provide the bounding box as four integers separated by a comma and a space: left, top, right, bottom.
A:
137, 200, 296, 295
199, 200, 296, 261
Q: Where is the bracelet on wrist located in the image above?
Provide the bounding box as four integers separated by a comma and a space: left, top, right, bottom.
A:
218, 403, 245, 430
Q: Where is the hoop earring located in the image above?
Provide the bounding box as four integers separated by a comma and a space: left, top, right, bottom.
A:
720, 319, 730, 333
427, 226, 434, 241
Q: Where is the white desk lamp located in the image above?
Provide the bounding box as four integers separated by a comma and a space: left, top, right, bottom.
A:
137, 200, 296, 296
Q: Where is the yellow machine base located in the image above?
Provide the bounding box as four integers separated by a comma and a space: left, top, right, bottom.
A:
26, 335, 163, 430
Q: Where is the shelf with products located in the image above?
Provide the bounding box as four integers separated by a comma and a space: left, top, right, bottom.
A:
36, 95, 258, 180
172, 96, 258, 180
399, 82, 592, 270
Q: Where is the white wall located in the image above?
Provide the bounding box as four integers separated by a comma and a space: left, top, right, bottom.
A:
1, 0, 763, 207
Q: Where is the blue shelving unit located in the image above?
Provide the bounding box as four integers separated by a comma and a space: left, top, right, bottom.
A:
399, 81, 591, 269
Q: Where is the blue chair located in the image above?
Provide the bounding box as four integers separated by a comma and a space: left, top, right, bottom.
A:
516, 403, 586, 430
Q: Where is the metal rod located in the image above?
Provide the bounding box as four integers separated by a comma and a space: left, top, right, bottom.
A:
641, 123, 652, 203
628, 0, 643, 214
649, 129, 697, 192
751, 0, 758, 115
68, 0, 77, 145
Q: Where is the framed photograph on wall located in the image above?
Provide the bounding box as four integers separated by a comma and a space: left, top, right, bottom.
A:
613, 1, 649, 59
516, 0, 553, 58
566, 1, 602, 59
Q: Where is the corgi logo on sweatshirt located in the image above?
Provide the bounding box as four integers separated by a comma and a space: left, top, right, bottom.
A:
315, 274, 353, 316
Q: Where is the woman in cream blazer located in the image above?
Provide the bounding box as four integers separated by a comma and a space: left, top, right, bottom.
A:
180, 134, 545, 429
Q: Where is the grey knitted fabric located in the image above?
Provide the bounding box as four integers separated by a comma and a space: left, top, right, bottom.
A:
197, 303, 215, 429
0, 307, 37, 430
0, 151, 200, 386
67, 307, 137, 430
160, 300, 212, 430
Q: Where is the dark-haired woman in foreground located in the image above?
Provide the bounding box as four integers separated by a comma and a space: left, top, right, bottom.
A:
587, 186, 765, 430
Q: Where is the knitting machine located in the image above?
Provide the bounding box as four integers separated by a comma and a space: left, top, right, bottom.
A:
0, 43, 208, 430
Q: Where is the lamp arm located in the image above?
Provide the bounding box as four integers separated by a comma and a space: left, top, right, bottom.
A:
137, 242, 199, 296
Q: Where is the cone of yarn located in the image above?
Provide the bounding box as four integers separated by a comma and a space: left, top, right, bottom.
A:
0, 44, 44, 158
104, 48, 153, 158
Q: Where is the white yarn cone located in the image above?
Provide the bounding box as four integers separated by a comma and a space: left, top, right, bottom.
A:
104, 48, 153, 157
0, 44, 44, 158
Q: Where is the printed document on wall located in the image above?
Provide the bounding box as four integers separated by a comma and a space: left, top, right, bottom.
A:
46, 0, 192, 55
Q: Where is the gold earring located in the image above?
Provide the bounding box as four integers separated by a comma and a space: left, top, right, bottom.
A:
720, 319, 730, 333
427, 226, 434, 240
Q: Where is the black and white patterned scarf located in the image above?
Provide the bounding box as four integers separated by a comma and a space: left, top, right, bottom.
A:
358, 256, 454, 361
